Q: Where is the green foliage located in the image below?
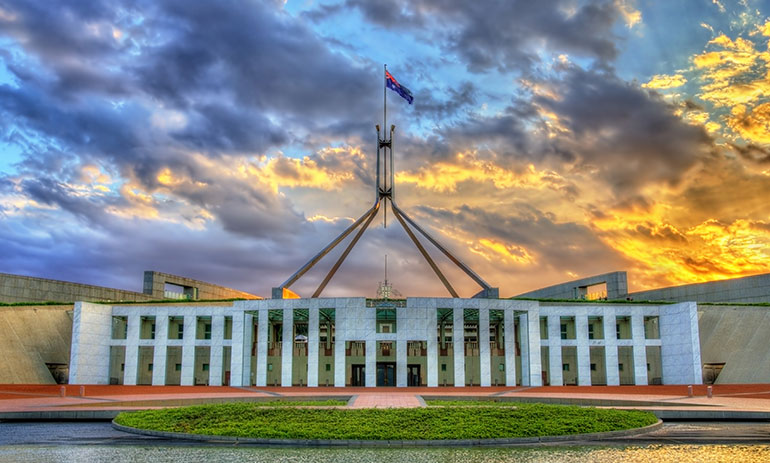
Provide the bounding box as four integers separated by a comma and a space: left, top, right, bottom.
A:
0, 298, 254, 307
0, 301, 75, 307
114, 402, 657, 440
511, 297, 674, 304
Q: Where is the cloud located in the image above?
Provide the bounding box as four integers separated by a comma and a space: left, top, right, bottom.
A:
643, 73, 687, 89
312, 0, 638, 73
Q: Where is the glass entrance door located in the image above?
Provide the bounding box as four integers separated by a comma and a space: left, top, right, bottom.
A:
376, 362, 396, 386
407, 364, 421, 387
351, 364, 365, 386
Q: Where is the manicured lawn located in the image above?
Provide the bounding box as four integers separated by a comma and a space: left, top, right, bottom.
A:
114, 402, 657, 440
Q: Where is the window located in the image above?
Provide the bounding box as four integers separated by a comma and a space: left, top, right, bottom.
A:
175, 363, 181, 371
204, 324, 212, 340
150, 323, 156, 339
377, 309, 397, 334
647, 363, 651, 371
618, 363, 624, 371
148, 363, 153, 371
588, 324, 594, 340
121, 363, 125, 371
178, 324, 184, 339
325, 364, 331, 371
560, 324, 568, 340
498, 363, 505, 371
590, 363, 596, 371
562, 363, 570, 371
616, 324, 621, 339
441, 364, 447, 371
202, 363, 209, 371
111, 316, 128, 340
224, 316, 233, 340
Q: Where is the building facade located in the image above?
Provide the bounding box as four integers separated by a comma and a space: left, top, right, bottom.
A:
69, 298, 702, 387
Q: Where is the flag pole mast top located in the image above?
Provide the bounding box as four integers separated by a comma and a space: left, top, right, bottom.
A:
272, 65, 498, 300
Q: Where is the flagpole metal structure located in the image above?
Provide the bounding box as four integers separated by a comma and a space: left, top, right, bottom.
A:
272, 65, 498, 300
383, 64, 388, 228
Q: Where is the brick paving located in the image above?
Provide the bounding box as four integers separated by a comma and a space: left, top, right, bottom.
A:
350, 393, 423, 408
1, 384, 770, 414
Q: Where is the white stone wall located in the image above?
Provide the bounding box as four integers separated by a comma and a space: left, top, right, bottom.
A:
69, 302, 113, 384
539, 304, 668, 386
660, 302, 702, 384
67, 298, 702, 387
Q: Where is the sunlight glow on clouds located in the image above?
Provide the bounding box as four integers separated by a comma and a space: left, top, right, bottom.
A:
1, 0, 770, 297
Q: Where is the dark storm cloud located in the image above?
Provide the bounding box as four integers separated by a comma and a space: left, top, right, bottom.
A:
412, 81, 478, 120
534, 66, 714, 195
313, 0, 627, 72
418, 203, 631, 275
416, 65, 714, 200
173, 103, 288, 153
0, 0, 389, 242
730, 143, 770, 164
0, 0, 381, 159
130, 0, 379, 135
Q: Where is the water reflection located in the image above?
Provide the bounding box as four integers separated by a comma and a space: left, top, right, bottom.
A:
0, 445, 767, 463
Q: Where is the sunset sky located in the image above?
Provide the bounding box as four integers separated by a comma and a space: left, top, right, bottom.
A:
2, 0, 770, 298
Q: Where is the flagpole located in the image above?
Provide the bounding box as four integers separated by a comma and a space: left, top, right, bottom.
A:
383, 63, 388, 228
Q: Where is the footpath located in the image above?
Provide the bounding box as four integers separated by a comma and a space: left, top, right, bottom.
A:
2, 384, 770, 421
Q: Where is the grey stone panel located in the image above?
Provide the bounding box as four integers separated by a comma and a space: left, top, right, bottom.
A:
698, 304, 770, 383
630, 273, 770, 303
516, 272, 628, 300
143, 271, 260, 300
0, 273, 155, 303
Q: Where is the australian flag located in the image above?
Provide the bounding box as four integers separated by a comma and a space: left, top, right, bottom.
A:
385, 70, 414, 105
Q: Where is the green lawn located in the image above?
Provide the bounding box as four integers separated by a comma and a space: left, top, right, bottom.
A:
114, 401, 657, 440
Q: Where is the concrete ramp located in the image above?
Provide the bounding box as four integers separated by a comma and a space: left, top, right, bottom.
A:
0, 305, 73, 384
698, 305, 770, 384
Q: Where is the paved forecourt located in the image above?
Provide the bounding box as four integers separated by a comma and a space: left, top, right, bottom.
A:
2, 384, 770, 420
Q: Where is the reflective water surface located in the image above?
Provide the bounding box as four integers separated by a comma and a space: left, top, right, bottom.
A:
0, 445, 767, 463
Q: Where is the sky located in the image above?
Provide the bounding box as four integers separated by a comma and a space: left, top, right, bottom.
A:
1, 0, 770, 299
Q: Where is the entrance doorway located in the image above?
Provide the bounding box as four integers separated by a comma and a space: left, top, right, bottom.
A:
351, 364, 365, 386
377, 362, 396, 386
407, 364, 421, 387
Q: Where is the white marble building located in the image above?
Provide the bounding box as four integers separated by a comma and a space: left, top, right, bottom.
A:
68, 298, 702, 387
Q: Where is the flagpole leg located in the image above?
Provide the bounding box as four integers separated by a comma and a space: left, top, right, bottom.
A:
383, 63, 387, 228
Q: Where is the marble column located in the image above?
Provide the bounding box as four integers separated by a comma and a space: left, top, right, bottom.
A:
503, 309, 517, 386
603, 308, 620, 386
281, 308, 294, 386
151, 311, 169, 386
453, 307, 465, 387
576, 313, 591, 386
479, 308, 491, 387
547, 315, 563, 386
123, 313, 140, 385
230, 311, 245, 386
180, 315, 196, 386
256, 310, 267, 386
631, 312, 648, 385
209, 314, 224, 386
308, 308, 319, 387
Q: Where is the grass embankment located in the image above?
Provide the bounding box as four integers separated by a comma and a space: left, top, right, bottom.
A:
114, 402, 657, 440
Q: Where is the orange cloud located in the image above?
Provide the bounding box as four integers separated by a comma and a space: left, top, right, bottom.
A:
469, 238, 536, 265
396, 152, 569, 193
727, 103, 770, 144
643, 74, 687, 89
